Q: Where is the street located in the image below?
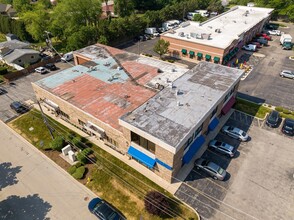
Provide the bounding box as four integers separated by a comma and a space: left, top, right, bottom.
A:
0, 121, 97, 220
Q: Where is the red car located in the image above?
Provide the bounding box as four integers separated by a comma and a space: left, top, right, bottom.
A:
256, 33, 272, 41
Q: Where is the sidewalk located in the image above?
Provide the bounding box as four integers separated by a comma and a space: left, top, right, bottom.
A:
35, 104, 233, 195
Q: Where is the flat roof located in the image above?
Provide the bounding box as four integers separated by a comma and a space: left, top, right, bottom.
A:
35, 44, 188, 131
162, 6, 273, 49
120, 62, 244, 148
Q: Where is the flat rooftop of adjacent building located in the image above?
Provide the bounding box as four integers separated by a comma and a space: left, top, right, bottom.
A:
35, 44, 188, 131
162, 6, 273, 49
120, 62, 244, 148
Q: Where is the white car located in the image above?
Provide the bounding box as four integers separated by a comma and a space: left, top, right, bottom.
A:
222, 126, 249, 141
35, 67, 47, 74
280, 70, 294, 79
267, 30, 281, 36
242, 44, 256, 52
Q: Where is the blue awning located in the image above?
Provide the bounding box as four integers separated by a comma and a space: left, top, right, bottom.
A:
183, 135, 205, 164
128, 146, 156, 169
156, 159, 172, 170
208, 117, 219, 131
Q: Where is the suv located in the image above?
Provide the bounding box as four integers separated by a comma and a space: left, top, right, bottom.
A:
10, 101, 29, 114
266, 110, 280, 128
45, 63, 57, 71
282, 119, 294, 136
222, 126, 249, 141
195, 158, 227, 180
208, 140, 236, 158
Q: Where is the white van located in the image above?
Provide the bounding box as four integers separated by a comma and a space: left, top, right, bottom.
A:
242, 44, 256, 51
61, 52, 73, 62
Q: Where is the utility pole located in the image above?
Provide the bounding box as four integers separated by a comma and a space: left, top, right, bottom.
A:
37, 100, 54, 140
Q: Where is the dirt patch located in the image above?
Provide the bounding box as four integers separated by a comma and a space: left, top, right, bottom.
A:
43, 150, 72, 171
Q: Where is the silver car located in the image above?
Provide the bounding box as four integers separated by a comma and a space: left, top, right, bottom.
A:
222, 126, 249, 141
208, 140, 236, 158
194, 158, 227, 180
280, 70, 294, 79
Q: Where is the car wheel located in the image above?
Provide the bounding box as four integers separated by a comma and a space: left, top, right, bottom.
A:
213, 176, 218, 180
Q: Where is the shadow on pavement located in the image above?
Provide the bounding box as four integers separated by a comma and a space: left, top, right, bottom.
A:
237, 92, 266, 104
0, 194, 52, 220
0, 162, 22, 191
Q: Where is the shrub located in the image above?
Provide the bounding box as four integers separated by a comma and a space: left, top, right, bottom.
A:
283, 109, 291, 114
83, 147, 93, 156
67, 131, 76, 140
50, 136, 65, 151
75, 161, 83, 168
0, 67, 7, 75
76, 151, 88, 164
167, 59, 175, 63
68, 165, 77, 175
144, 191, 171, 216
275, 106, 283, 112
72, 166, 86, 179
71, 136, 86, 149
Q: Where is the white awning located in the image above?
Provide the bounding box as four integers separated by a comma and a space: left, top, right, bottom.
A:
44, 99, 59, 110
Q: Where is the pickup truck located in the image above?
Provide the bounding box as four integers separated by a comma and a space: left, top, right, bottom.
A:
282, 42, 293, 50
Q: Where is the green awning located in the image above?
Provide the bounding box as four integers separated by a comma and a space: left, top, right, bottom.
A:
205, 54, 211, 60
214, 57, 220, 62
197, 52, 203, 57
189, 51, 195, 56
181, 49, 187, 54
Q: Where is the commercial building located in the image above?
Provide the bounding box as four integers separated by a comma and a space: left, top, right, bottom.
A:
161, 6, 273, 64
32, 44, 243, 183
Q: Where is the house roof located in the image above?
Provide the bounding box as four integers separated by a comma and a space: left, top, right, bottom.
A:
0, 40, 30, 50
4, 49, 39, 63
0, 3, 11, 13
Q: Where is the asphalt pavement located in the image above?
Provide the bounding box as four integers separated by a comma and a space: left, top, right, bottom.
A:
0, 121, 97, 220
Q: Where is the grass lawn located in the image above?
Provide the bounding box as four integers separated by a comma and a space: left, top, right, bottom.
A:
234, 98, 271, 118
10, 110, 198, 220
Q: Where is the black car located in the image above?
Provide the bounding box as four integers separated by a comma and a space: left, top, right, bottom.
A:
88, 198, 125, 220
10, 101, 29, 114
266, 110, 280, 128
282, 119, 294, 136
45, 63, 57, 71
0, 88, 7, 95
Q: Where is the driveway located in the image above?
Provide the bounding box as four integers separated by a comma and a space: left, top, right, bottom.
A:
0, 121, 97, 220
175, 112, 294, 220
0, 61, 72, 122
238, 23, 294, 110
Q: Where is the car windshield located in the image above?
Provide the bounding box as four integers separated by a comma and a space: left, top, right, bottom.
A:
94, 201, 116, 219
285, 125, 293, 131
269, 112, 278, 121
218, 167, 224, 175
215, 141, 222, 146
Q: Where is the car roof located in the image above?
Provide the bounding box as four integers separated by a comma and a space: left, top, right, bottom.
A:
207, 162, 219, 171
11, 101, 22, 108
284, 118, 294, 125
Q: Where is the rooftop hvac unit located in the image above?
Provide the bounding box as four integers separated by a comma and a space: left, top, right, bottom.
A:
190, 32, 197, 38
215, 29, 221, 33
178, 32, 185, 37
196, 34, 203, 39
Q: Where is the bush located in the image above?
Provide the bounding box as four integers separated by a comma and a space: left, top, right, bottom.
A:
71, 136, 86, 149
0, 67, 7, 75
283, 109, 291, 114
76, 151, 88, 164
68, 165, 77, 175
72, 166, 86, 179
75, 161, 83, 168
83, 147, 93, 156
50, 136, 65, 151
144, 191, 171, 216
167, 59, 175, 63
67, 131, 76, 140
275, 106, 283, 112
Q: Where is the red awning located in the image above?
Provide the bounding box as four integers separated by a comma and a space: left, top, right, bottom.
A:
222, 96, 236, 115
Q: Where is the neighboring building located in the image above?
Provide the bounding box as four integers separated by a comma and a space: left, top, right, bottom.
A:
3, 49, 40, 67
101, 0, 115, 18
160, 6, 273, 65
0, 40, 39, 67
32, 44, 243, 183
0, 3, 17, 18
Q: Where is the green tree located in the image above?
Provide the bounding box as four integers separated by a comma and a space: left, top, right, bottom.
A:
66, 26, 97, 51
193, 13, 207, 22
207, 0, 224, 13
13, 0, 31, 12
114, 0, 134, 17
153, 39, 170, 59
21, 2, 50, 41
49, 136, 65, 151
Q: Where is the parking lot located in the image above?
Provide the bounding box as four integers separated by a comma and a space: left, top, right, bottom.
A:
175, 112, 294, 220
0, 61, 72, 122
238, 23, 294, 110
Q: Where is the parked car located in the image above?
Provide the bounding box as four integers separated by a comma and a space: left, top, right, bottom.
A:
61, 52, 73, 62
256, 37, 268, 45
35, 67, 47, 74
144, 34, 151, 40
267, 30, 281, 36
10, 101, 29, 114
194, 158, 227, 180
208, 140, 236, 158
282, 42, 293, 50
266, 110, 281, 128
282, 119, 294, 136
280, 70, 294, 79
250, 42, 261, 48
242, 44, 256, 52
45, 63, 57, 71
210, 11, 218, 16
222, 126, 249, 141
88, 198, 125, 220
0, 88, 7, 95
